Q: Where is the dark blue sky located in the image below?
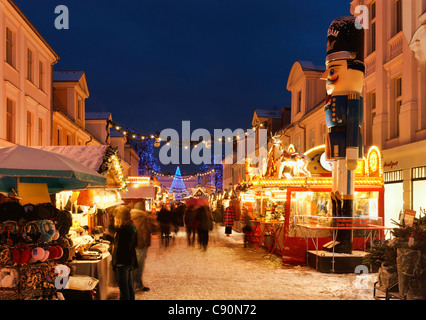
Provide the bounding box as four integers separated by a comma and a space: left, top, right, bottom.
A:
15, 0, 351, 136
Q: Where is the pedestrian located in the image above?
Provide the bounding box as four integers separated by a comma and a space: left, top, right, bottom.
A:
242, 206, 256, 248
184, 205, 198, 246
131, 201, 155, 292
157, 204, 172, 246
195, 205, 213, 251
223, 204, 235, 237
112, 205, 138, 300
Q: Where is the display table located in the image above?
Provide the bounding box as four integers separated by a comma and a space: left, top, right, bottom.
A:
71, 252, 112, 300
296, 221, 391, 273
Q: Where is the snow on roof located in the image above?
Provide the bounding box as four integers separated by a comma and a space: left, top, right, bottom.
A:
53, 70, 85, 82
254, 109, 282, 119
298, 61, 325, 72
85, 112, 112, 120
36, 145, 109, 172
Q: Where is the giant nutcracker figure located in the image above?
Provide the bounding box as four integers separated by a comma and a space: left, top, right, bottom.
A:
322, 16, 365, 254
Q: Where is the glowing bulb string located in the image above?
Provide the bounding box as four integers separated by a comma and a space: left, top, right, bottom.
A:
148, 168, 216, 180
107, 119, 266, 147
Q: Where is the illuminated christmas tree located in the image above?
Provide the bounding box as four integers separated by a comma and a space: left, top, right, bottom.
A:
168, 166, 188, 200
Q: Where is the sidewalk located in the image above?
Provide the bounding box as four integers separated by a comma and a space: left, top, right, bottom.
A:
108, 224, 376, 300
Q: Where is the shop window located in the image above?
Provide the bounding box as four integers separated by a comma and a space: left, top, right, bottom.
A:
412, 166, 426, 214
384, 182, 403, 228
384, 169, 403, 183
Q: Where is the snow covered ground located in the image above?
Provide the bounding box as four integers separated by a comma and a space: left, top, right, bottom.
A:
109, 224, 378, 300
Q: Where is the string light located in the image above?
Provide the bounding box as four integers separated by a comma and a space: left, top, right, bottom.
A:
107, 119, 266, 148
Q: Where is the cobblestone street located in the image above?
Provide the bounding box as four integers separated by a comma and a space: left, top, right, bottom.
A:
108, 225, 376, 300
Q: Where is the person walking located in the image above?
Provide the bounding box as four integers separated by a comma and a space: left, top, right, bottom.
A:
184, 205, 198, 246
157, 204, 172, 247
196, 205, 213, 251
242, 206, 256, 248
112, 205, 138, 300
131, 201, 154, 292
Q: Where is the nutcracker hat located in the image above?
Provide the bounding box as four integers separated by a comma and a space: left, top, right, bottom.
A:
326, 16, 365, 71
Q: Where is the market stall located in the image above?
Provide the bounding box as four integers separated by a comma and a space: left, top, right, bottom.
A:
120, 176, 157, 210
239, 144, 385, 266
0, 145, 107, 300
35, 145, 132, 298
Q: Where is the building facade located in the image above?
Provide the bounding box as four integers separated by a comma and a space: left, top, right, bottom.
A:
277, 60, 327, 156
52, 70, 103, 146
355, 0, 426, 226
0, 0, 59, 148
0, 0, 140, 179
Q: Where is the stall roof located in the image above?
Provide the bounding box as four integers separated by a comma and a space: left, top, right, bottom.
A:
36, 145, 109, 172
120, 186, 156, 199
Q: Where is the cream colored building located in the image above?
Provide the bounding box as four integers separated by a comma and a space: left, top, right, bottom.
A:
52, 70, 102, 146
355, 0, 426, 225
277, 61, 327, 155
0, 0, 59, 148
0, 0, 140, 179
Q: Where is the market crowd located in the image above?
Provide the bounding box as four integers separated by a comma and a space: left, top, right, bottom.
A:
109, 199, 219, 300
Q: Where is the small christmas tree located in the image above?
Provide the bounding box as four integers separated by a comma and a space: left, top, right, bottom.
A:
169, 167, 188, 200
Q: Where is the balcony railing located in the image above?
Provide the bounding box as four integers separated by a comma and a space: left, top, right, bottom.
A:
387, 31, 404, 61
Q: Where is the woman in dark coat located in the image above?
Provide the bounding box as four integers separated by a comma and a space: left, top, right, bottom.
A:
112, 205, 138, 300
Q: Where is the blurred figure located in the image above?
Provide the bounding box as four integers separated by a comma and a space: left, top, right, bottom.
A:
242, 206, 256, 248
157, 204, 172, 246
131, 201, 155, 292
195, 205, 213, 251
112, 205, 138, 300
184, 205, 198, 246
224, 199, 240, 236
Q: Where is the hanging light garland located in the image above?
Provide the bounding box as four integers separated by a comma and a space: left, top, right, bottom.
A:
148, 168, 216, 180
106, 119, 267, 147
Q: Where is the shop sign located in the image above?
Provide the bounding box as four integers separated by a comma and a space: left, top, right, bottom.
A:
384, 161, 398, 169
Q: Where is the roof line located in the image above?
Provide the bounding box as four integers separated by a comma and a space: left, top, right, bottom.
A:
7, 0, 59, 60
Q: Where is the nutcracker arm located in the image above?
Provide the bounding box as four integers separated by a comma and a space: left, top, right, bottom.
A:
346, 94, 363, 170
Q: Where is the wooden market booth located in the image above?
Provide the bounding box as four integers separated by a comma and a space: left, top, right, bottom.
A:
240, 145, 384, 266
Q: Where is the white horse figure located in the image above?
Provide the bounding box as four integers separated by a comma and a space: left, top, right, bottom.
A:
245, 157, 267, 182
276, 146, 311, 179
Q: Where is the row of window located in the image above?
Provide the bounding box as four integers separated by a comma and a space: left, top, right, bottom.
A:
5, 27, 45, 91
368, 0, 403, 55
385, 166, 426, 184
6, 98, 44, 146
367, 76, 402, 141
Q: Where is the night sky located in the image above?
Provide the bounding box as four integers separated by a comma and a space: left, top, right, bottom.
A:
14, 0, 351, 173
